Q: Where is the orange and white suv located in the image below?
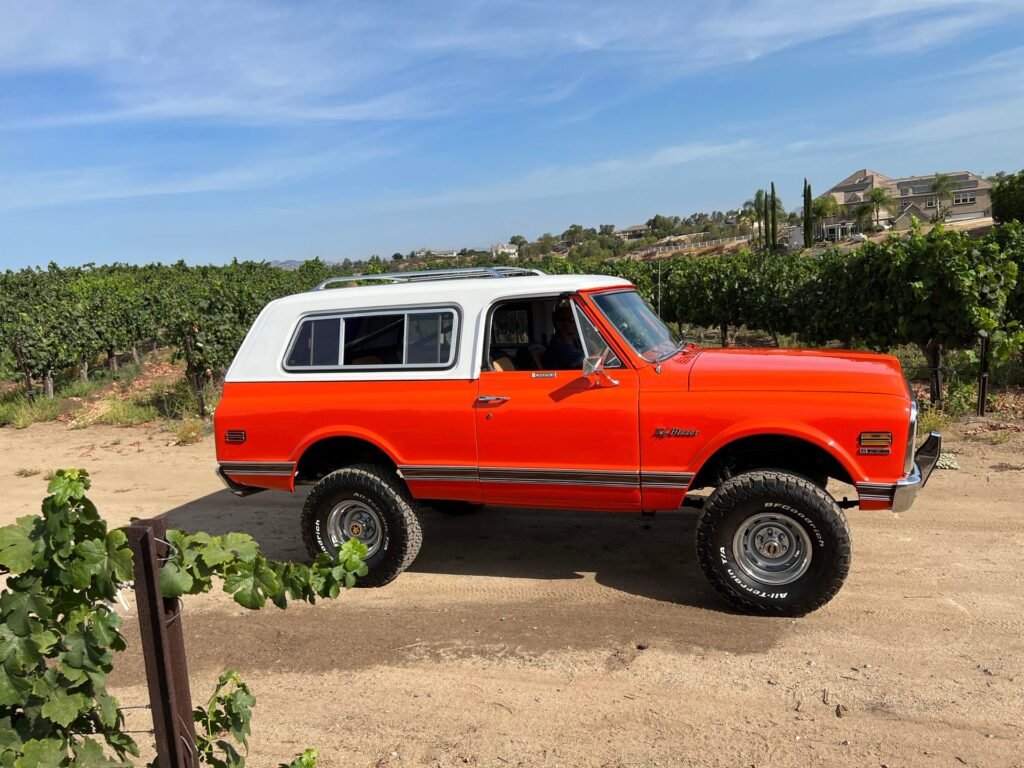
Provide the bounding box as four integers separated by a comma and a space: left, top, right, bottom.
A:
214, 267, 940, 615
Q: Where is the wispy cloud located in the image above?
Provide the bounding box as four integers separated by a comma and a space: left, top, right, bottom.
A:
390, 139, 754, 209
2, 1, 1018, 127
0, 142, 401, 211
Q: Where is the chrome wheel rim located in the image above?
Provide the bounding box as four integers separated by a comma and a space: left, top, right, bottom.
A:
732, 510, 813, 586
327, 501, 383, 556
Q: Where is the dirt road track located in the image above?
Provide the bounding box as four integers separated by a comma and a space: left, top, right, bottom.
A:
3, 422, 1023, 767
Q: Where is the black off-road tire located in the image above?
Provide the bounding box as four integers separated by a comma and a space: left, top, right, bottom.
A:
301, 464, 422, 588
427, 500, 485, 515
696, 470, 851, 616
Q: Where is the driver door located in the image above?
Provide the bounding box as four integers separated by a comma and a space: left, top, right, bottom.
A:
475, 298, 641, 510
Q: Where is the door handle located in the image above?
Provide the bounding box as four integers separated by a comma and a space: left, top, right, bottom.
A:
477, 395, 510, 403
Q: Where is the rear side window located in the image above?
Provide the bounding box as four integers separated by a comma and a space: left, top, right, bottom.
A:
285, 318, 341, 367
284, 308, 458, 371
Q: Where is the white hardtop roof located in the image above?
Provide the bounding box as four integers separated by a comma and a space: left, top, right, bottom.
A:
226, 273, 634, 383
270, 273, 633, 313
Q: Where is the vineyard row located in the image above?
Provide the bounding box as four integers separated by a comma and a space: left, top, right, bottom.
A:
1, 221, 1021, 412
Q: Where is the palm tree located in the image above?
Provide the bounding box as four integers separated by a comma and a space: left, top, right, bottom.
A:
853, 203, 874, 234
744, 189, 767, 247
931, 172, 954, 222
811, 195, 839, 240
866, 187, 895, 231
737, 208, 756, 242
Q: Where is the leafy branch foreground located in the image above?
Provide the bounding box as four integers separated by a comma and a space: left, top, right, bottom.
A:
0, 469, 367, 767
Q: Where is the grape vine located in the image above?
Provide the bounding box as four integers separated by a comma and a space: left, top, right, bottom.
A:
1, 224, 1021, 407
0, 469, 366, 767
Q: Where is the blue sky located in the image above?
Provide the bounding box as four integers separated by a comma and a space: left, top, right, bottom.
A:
2, 0, 1023, 268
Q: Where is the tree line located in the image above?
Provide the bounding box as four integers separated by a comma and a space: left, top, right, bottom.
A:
2, 221, 1021, 412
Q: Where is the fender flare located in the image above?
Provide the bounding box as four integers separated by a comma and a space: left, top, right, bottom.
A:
290, 426, 404, 469
689, 421, 864, 484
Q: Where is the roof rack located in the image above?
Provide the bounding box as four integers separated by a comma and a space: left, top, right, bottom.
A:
312, 266, 546, 291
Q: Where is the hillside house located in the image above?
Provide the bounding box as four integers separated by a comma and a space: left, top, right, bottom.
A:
614, 223, 650, 240
815, 169, 992, 240
491, 242, 519, 258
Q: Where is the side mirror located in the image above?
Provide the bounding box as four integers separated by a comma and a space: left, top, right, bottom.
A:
583, 354, 619, 387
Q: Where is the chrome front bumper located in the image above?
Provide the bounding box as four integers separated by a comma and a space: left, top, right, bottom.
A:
857, 431, 941, 512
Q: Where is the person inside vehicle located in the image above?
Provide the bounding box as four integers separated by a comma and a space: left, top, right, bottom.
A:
542, 302, 584, 370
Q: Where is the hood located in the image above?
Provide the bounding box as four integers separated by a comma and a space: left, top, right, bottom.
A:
688, 348, 909, 397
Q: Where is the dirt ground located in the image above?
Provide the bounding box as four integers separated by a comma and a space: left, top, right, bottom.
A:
2, 420, 1023, 768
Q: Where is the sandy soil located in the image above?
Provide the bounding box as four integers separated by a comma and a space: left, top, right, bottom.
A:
2, 420, 1023, 768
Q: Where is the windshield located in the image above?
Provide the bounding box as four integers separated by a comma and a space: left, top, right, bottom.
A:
591, 290, 681, 362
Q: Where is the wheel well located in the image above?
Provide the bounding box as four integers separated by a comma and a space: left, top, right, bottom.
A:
691, 434, 853, 489
295, 436, 396, 483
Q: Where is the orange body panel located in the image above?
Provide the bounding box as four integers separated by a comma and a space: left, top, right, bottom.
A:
475, 368, 640, 509
215, 287, 917, 512
216, 379, 483, 502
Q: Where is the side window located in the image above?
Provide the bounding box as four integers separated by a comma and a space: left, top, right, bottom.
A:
492, 305, 531, 344
285, 308, 458, 370
285, 317, 341, 368
484, 297, 622, 373
406, 311, 455, 365
572, 304, 622, 368
344, 313, 405, 365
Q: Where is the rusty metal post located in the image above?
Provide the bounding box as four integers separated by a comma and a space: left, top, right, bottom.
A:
127, 517, 197, 768
977, 334, 990, 417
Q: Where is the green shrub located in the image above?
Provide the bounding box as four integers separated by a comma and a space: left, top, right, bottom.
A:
55, 378, 103, 399
173, 417, 205, 445
95, 399, 159, 427
0, 397, 64, 428
918, 406, 952, 435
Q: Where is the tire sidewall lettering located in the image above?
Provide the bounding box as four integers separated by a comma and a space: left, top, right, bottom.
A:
711, 494, 834, 604
764, 502, 825, 549
719, 546, 791, 600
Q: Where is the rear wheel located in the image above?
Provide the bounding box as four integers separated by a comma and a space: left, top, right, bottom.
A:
302, 464, 422, 587
696, 470, 851, 616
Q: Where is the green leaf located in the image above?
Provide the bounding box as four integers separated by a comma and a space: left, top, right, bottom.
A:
95, 693, 121, 729
0, 717, 22, 752
88, 608, 122, 649
223, 564, 266, 610
0, 518, 40, 575
191, 532, 234, 568
40, 688, 89, 727
72, 737, 131, 768
46, 468, 90, 507
13, 739, 65, 768
1, 585, 52, 636
101, 730, 139, 760
0, 664, 30, 707
159, 561, 194, 598
220, 533, 259, 563
280, 748, 319, 768
68, 538, 108, 589
0, 624, 42, 669
105, 530, 134, 584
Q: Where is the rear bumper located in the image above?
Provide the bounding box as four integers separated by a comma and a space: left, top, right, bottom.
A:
215, 467, 266, 497
856, 431, 941, 512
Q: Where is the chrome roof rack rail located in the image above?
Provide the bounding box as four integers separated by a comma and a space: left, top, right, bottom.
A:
312, 266, 546, 291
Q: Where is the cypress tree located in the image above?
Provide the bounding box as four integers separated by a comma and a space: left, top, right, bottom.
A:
803, 179, 813, 248
762, 193, 769, 251
769, 182, 777, 251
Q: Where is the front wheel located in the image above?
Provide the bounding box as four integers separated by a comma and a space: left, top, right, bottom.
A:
696, 470, 851, 616
302, 464, 422, 587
